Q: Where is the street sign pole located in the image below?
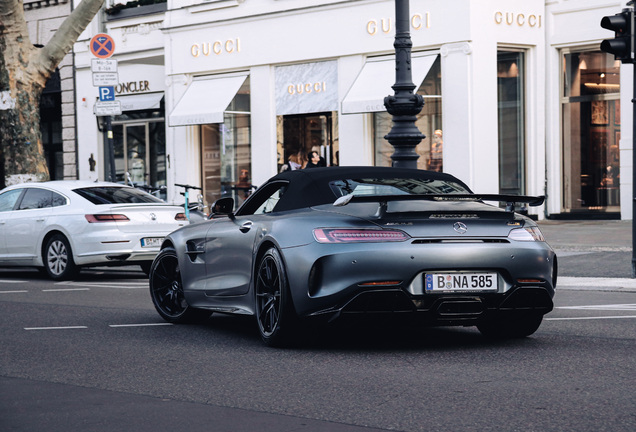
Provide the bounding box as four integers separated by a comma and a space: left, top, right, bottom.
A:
89, 34, 118, 182
601, 1, 636, 276
105, 116, 116, 182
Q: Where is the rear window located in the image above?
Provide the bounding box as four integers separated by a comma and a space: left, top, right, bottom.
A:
74, 187, 164, 205
329, 178, 471, 197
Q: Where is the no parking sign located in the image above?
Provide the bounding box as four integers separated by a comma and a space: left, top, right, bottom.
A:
90, 34, 115, 59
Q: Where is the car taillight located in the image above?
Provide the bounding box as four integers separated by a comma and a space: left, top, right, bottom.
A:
508, 226, 545, 242
175, 213, 188, 221
313, 228, 410, 243
85, 214, 130, 223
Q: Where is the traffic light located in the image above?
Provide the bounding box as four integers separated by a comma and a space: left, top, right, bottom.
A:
600, 9, 634, 63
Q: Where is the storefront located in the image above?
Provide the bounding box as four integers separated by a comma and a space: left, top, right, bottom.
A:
160, 0, 546, 214
73, 0, 632, 219
545, 1, 628, 218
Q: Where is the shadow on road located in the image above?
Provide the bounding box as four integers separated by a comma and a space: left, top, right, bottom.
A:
194, 313, 538, 352
0, 265, 147, 281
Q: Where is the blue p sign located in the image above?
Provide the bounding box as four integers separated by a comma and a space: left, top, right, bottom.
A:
99, 86, 115, 101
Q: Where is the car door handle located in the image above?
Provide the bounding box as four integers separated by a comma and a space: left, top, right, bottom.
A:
239, 221, 253, 233
36, 218, 45, 222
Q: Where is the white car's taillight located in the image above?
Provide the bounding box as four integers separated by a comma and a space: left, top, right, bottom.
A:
85, 214, 130, 223
508, 226, 545, 242
313, 228, 410, 243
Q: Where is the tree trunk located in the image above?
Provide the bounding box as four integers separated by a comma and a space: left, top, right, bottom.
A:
0, 0, 105, 189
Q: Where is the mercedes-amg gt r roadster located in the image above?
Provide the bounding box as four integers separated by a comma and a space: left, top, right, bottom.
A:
149, 167, 557, 346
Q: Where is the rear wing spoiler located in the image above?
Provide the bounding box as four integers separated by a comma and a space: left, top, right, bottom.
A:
333, 193, 545, 213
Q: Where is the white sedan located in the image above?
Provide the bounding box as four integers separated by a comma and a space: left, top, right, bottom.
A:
0, 181, 188, 280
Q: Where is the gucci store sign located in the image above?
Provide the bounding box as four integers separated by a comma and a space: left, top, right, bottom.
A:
275, 61, 338, 115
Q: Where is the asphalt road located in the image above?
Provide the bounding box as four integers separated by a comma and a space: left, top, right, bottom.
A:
1, 267, 635, 432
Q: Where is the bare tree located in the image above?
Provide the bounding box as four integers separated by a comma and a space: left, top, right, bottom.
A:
0, 0, 105, 189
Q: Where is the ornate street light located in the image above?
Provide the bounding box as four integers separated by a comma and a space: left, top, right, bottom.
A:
384, 0, 425, 169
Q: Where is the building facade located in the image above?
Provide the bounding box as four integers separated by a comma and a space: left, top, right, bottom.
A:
73, 0, 632, 219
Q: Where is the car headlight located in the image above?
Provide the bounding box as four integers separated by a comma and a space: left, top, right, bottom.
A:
508, 226, 545, 242
313, 228, 410, 243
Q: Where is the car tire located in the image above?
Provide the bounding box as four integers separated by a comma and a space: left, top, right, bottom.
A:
477, 313, 544, 339
255, 247, 299, 347
149, 247, 210, 323
43, 234, 77, 281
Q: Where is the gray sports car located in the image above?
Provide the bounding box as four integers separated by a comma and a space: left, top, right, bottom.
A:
149, 167, 557, 347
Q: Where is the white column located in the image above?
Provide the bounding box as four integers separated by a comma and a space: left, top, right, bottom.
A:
249, 65, 278, 185
338, 55, 374, 166
165, 74, 200, 205
440, 41, 499, 193
620, 63, 634, 220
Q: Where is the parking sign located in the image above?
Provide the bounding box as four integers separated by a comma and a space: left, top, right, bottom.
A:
99, 86, 115, 102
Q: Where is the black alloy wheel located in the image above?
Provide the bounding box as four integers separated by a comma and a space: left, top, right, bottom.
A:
255, 248, 297, 347
149, 247, 209, 323
43, 234, 77, 281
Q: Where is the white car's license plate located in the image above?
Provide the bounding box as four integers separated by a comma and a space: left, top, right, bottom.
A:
425, 273, 498, 292
141, 237, 163, 248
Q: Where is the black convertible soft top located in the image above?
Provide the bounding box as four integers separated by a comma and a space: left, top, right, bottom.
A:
244, 166, 472, 213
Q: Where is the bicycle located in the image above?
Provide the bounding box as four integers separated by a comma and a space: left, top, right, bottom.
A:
174, 183, 207, 223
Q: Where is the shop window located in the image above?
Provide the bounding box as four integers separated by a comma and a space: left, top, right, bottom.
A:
373, 56, 442, 170
562, 51, 620, 213
277, 113, 337, 171
201, 80, 251, 208
109, 101, 167, 199
497, 51, 526, 195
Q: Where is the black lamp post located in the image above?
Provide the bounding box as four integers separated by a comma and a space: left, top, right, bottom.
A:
384, 0, 425, 169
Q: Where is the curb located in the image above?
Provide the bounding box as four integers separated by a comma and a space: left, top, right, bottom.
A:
557, 276, 636, 292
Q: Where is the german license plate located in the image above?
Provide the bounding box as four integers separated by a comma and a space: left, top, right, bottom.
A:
141, 237, 163, 248
425, 273, 498, 292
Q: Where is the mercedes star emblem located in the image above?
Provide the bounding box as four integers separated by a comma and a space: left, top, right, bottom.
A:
453, 221, 468, 234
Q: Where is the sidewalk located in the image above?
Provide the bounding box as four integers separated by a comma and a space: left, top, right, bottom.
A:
538, 219, 632, 252
537, 219, 636, 292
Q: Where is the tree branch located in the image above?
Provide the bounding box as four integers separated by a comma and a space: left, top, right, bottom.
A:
37, 0, 105, 73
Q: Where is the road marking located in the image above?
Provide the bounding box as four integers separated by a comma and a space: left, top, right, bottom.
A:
557, 304, 636, 311
546, 315, 636, 321
0, 290, 28, 294
24, 326, 88, 330
55, 281, 148, 289
42, 288, 90, 292
0, 279, 27, 284
109, 323, 173, 328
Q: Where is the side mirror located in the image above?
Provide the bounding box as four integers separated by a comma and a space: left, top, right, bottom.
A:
211, 197, 235, 218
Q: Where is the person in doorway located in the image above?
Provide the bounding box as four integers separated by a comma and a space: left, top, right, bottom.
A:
428, 129, 443, 172
281, 150, 307, 171
305, 150, 326, 168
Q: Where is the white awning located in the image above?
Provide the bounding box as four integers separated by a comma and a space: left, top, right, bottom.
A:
168, 74, 248, 126
118, 93, 163, 112
341, 54, 438, 114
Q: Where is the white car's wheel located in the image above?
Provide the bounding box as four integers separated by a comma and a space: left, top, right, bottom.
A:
43, 234, 77, 281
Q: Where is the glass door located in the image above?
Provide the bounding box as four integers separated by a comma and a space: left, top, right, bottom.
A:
111, 119, 167, 199
497, 51, 526, 195
113, 123, 148, 185
562, 50, 620, 213
278, 112, 338, 171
